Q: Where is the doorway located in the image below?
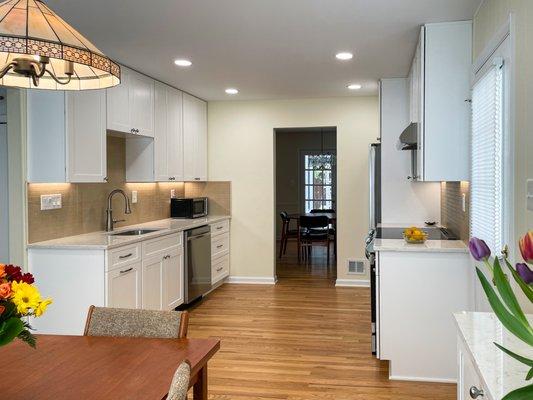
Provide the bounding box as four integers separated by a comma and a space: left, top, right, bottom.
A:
0, 90, 8, 263
274, 127, 337, 283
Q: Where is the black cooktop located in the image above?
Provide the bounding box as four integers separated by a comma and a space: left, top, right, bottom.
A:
375, 227, 457, 240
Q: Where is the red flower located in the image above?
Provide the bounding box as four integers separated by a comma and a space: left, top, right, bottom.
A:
5, 265, 22, 282
519, 231, 533, 264
3, 265, 34, 283
20, 273, 34, 284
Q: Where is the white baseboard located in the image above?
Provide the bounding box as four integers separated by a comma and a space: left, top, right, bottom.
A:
335, 279, 370, 288
389, 375, 456, 384
228, 276, 277, 285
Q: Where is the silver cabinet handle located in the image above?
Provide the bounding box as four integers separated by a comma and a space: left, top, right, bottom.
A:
194, 177, 201, 181
163, 255, 171, 260
469, 386, 484, 399
120, 267, 133, 274
119, 253, 133, 259
216, 267, 223, 272
216, 244, 223, 249
130, 128, 135, 133
216, 226, 223, 230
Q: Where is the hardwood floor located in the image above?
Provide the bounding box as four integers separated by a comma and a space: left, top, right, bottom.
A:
187, 244, 455, 399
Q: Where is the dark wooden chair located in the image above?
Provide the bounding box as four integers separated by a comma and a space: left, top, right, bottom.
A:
310, 209, 336, 255
279, 211, 299, 258
298, 215, 332, 263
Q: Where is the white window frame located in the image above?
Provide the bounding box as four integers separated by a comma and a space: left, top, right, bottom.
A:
299, 150, 336, 213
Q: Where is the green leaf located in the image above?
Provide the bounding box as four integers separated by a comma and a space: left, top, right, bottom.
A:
493, 258, 529, 325
502, 384, 533, 400
527, 367, 533, 381
17, 329, 36, 348
0, 317, 24, 346
505, 259, 533, 303
494, 342, 533, 367
476, 268, 533, 346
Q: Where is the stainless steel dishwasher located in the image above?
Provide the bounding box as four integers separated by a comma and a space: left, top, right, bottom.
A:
183, 225, 212, 305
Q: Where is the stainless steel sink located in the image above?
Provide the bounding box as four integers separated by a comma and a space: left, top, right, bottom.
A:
111, 229, 160, 236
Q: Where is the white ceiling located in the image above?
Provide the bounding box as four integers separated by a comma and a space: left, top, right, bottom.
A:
46, 0, 481, 101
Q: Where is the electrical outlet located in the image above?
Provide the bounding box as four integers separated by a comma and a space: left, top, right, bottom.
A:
462, 193, 467, 212
40, 194, 62, 210
170, 189, 176, 198
527, 180, 533, 211
131, 191, 138, 204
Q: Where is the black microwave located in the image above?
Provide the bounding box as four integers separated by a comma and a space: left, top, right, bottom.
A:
171, 197, 208, 219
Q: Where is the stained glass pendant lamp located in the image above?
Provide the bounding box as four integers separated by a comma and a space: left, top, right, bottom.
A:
0, 0, 120, 90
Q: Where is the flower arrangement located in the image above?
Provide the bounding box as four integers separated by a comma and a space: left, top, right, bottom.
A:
0, 264, 52, 348
469, 232, 533, 400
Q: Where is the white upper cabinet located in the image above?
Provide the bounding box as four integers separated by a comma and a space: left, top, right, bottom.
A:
183, 93, 208, 181
410, 21, 472, 182
154, 82, 184, 182
27, 90, 107, 183
107, 66, 155, 138
66, 90, 107, 183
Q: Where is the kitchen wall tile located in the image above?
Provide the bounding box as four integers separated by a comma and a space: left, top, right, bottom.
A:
441, 181, 470, 242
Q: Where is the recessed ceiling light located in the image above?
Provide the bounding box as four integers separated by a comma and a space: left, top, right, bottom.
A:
335, 52, 353, 61
347, 83, 362, 90
174, 59, 192, 67
225, 88, 239, 95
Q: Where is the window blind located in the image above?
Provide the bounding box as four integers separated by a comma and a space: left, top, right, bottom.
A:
470, 63, 504, 253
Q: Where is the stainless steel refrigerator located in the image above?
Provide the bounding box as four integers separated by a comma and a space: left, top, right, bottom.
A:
369, 143, 381, 229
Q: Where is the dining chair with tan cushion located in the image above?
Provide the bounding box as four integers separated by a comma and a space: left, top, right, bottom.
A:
83, 306, 189, 338
166, 361, 191, 400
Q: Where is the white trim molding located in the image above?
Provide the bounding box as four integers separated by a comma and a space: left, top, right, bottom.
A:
228, 276, 277, 285
389, 375, 456, 384
335, 279, 370, 288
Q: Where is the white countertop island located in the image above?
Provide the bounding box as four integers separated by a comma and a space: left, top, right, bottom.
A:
455, 312, 533, 400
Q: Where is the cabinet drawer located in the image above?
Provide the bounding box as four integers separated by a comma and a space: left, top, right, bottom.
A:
108, 244, 141, 271
211, 232, 229, 259
142, 233, 182, 258
212, 253, 229, 283
210, 219, 229, 236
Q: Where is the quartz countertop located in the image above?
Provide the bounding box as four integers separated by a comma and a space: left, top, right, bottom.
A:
454, 312, 533, 399
373, 238, 469, 253
27, 215, 231, 250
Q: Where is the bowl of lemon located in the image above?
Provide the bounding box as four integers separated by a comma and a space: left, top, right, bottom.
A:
403, 227, 428, 244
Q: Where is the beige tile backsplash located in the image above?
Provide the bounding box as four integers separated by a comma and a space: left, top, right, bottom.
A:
28, 136, 231, 243
441, 181, 470, 242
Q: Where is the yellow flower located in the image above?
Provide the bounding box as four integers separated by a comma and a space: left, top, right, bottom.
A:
34, 298, 52, 317
11, 281, 41, 315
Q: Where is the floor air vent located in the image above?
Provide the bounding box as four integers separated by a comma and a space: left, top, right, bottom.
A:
347, 260, 365, 275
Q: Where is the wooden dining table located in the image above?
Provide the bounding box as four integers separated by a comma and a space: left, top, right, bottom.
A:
0, 335, 220, 400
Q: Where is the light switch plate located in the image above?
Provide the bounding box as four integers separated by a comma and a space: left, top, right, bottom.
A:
170, 189, 176, 198
527, 180, 533, 211
40, 194, 62, 210
131, 191, 138, 204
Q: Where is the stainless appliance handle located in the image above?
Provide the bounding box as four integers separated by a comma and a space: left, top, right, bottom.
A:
188, 234, 208, 241
369, 145, 376, 230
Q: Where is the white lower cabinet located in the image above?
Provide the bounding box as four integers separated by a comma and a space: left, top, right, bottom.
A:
29, 232, 184, 335
458, 337, 490, 400
210, 220, 230, 284
106, 261, 142, 309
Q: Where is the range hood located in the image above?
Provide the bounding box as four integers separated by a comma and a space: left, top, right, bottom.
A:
397, 122, 418, 150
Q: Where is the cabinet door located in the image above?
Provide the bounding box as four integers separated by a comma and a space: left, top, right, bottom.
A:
142, 254, 163, 310
107, 66, 131, 133
107, 262, 141, 309
183, 93, 207, 181
129, 70, 155, 138
167, 87, 184, 181
27, 91, 66, 183
154, 82, 169, 181
162, 246, 184, 310
66, 90, 107, 183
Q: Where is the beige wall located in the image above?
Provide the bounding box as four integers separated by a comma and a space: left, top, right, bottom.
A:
28, 136, 231, 243
474, 0, 533, 311
208, 96, 379, 282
